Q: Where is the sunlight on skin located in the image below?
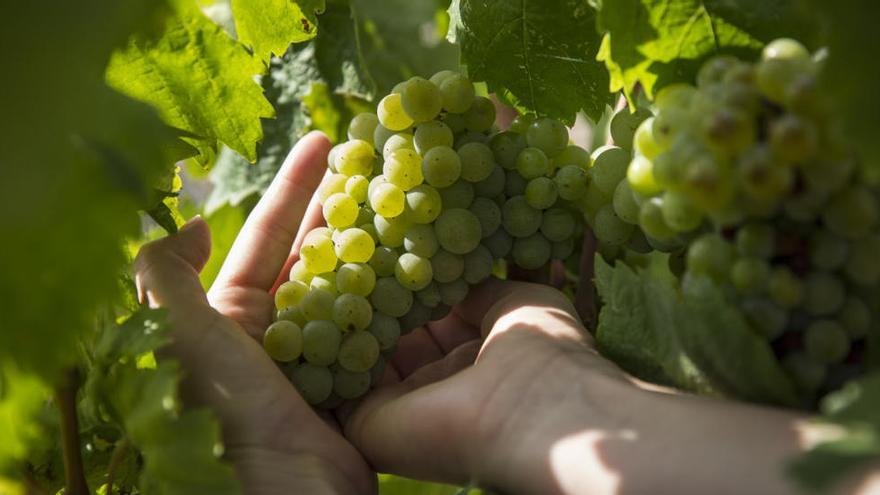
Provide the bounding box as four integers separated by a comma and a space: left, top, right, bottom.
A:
549, 430, 638, 495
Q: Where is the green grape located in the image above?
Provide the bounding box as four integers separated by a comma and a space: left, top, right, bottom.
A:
469, 197, 502, 238
458, 142, 495, 183
439, 278, 469, 306
368, 312, 401, 352
755, 58, 813, 104
383, 132, 414, 159
378, 92, 414, 131
512, 233, 552, 270
302, 320, 342, 366
405, 184, 442, 224
730, 258, 770, 294
660, 191, 703, 233
414, 121, 453, 156
525, 177, 558, 210
332, 293, 373, 332
839, 297, 870, 339
626, 155, 663, 197
681, 154, 736, 211
823, 186, 879, 239
654, 84, 697, 112
455, 131, 489, 149
505, 170, 528, 197
804, 272, 846, 316
367, 175, 388, 198
323, 193, 359, 229
551, 238, 575, 260
463, 245, 493, 284
275, 280, 308, 311
335, 140, 376, 177
310, 272, 337, 295
401, 77, 442, 122
360, 223, 379, 244
612, 180, 640, 225
334, 228, 375, 264
422, 146, 462, 188
736, 223, 775, 258
700, 107, 755, 154
502, 195, 542, 238
590, 146, 630, 195
554, 165, 588, 201
651, 108, 688, 149
300, 289, 336, 321
526, 118, 568, 157
638, 198, 676, 241
369, 246, 399, 277
610, 107, 652, 151
804, 320, 850, 364
483, 229, 513, 258
763, 38, 811, 62
784, 188, 828, 223
540, 208, 575, 242
374, 124, 396, 150
686, 233, 734, 282
289, 259, 314, 284
809, 230, 848, 271
516, 147, 550, 180
741, 299, 788, 339
438, 180, 475, 209
844, 234, 880, 286
348, 112, 379, 142
301, 234, 338, 274
555, 145, 590, 168
345, 175, 370, 204
371, 277, 413, 317
593, 205, 635, 246
768, 268, 804, 308
263, 321, 303, 362
634, 118, 663, 159
399, 300, 432, 333
769, 114, 818, 164
490, 131, 527, 169
327, 144, 342, 173
333, 368, 371, 399
474, 165, 505, 198
696, 55, 742, 87
370, 182, 406, 218
395, 252, 434, 291
404, 224, 440, 257
384, 148, 423, 191
290, 364, 333, 405
801, 158, 854, 196
435, 208, 483, 254
374, 214, 409, 248
738, 145, 793, 200
277, 306, 307, 327
431, 249, 464, 283
336, 263, 376, 296
463, 96, 496, 132
318, 174, 349, 203
782, 352, 826, 392
429, 70, 457, 86
508, 114, 536, 134
416, 282, 442, 308
337, 331, 380, 372
439, 74, 476, 113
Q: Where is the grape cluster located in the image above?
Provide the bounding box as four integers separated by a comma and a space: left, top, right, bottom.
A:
263, 71, 588, 406
604, 39, 879, 399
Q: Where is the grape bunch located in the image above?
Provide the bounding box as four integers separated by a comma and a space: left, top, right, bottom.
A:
605, 39, 879, 400
262, 71, 589, 407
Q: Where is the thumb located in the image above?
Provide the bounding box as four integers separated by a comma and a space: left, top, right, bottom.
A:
135, 216, 212, 309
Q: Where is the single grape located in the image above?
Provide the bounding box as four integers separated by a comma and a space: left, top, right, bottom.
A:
804, 320, 850, 364
525, 177, 558, 210
318, 174, 349, 203
700, 107, 755, 154
336, 263, 376, 296
552, 238, 576, 260
275, 280, 308, 311
474, 164, 506, 198
516, 147, 550, 180
333, 293, 373, 332
395, 252, 434, 291
634, 118, 663, 159
738, 145, 793, 201
301, 234, 338, 274
610, 107, 653, 150
651, 108, 688, 149
373, 124, 396, 150
416, 282, 443, 308
512, 233, 552, 270
290, 363, 333, 405
627, 155, 663, 197
333, 368, 371, 400
401, 77, 442, 122
348, 113, 379, 142
590, 146, 630, 195
302, 320, 342, 366
769, 114, 817, 164
323, 193, 359, 229
371, 277, 414, 317
369, 246, 399, 277
469, 197, 502, 238
334, 228, 375, 263
526, 118, 568, 157
804, 272, 846, 316
439, 74, 476, 113
382, 132, 414, 159
696, 55, 742, 87
429, 70, 457, 86
463, 96, 496, 132
763, 38, 810, 62
310, 272, 337, 295
405, 184, 442, 224
741, 298, 788, 339
686, 233, 734, 282
378, 93, 414, 131
345, 175, 370, 204
555, 165, 588, 201
593, 205, 635, 246
384, 148, 423, 191
612, 180, 640, 225
431, 249, 465, 283
540, 208, 575, 242
483, 229, 514, 258
502, 195, 543, 238
335, 140, 376, 177
337, 331, 380, 372
490, 131, 527, 169
463, 245, 494, 284
277, 306, 307, 327
660, 191, 703, 233
300, 288, 336, 321
638, 198, 676, 242
422, 146, 462, 188
404, 223, 440, 258
508, 114, 536, 134
289, 259, 314, 284
370, 182, 406, 218
263, 321, 303, 362
438, 278, 469, 306
368, 312, 401, 352
768, 268, 804, 308
414, 121, 453, 155
374, 214, 410, 248
435, 208, 483, 254
439, 180, 475, 209
730, 258, 770, 294
458, 142, 495, 183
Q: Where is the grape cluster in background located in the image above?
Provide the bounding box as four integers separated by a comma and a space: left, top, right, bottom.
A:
594, 39, 879, 402
263, 71, 590, 406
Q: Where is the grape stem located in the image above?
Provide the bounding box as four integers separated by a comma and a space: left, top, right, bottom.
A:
575, 230, 599, 329
106, 439, 130, 494
55, 368, 89, 495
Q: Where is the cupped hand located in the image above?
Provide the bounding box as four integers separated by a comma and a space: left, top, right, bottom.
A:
134, 132, 375, 495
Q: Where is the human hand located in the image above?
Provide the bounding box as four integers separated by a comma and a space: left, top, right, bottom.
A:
135, 132, 375, 495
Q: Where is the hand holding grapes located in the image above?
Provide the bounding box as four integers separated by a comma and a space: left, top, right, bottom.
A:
134, 132, 375, 495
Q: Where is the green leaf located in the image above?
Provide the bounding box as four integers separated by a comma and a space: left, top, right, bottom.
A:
106, 1, 275, 165
596, 0, 819, 103
789, 373, 880, 492
447, 0, 612, 123
199, 204, 249, 289
594, 257, 800, 406
0, 365, 51, 476
232, 0, 326, 62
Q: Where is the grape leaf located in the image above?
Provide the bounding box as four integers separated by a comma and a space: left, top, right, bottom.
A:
199, 204, 249, 289
232, 0, 326, 62
596, 0, 819, 103
789, 372, 880, 492
594, 257, 800, 406
0, 365, 51, 476
106, 1, 275, 165
447, 0, 612, 123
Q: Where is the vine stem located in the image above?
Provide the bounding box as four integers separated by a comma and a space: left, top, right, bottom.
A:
575, 229, 599, 330
106, 439, 129, 494
54, 368, 89, 495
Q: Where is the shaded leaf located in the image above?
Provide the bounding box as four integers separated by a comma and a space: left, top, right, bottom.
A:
232, 0, 326, 61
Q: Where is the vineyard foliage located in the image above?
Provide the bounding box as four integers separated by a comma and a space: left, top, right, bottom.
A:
0, 0, 878, 494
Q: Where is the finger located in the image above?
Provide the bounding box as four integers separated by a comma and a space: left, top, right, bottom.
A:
390, 327, 446, 378
213, 132, 330, 292
425, 312, 481, 353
